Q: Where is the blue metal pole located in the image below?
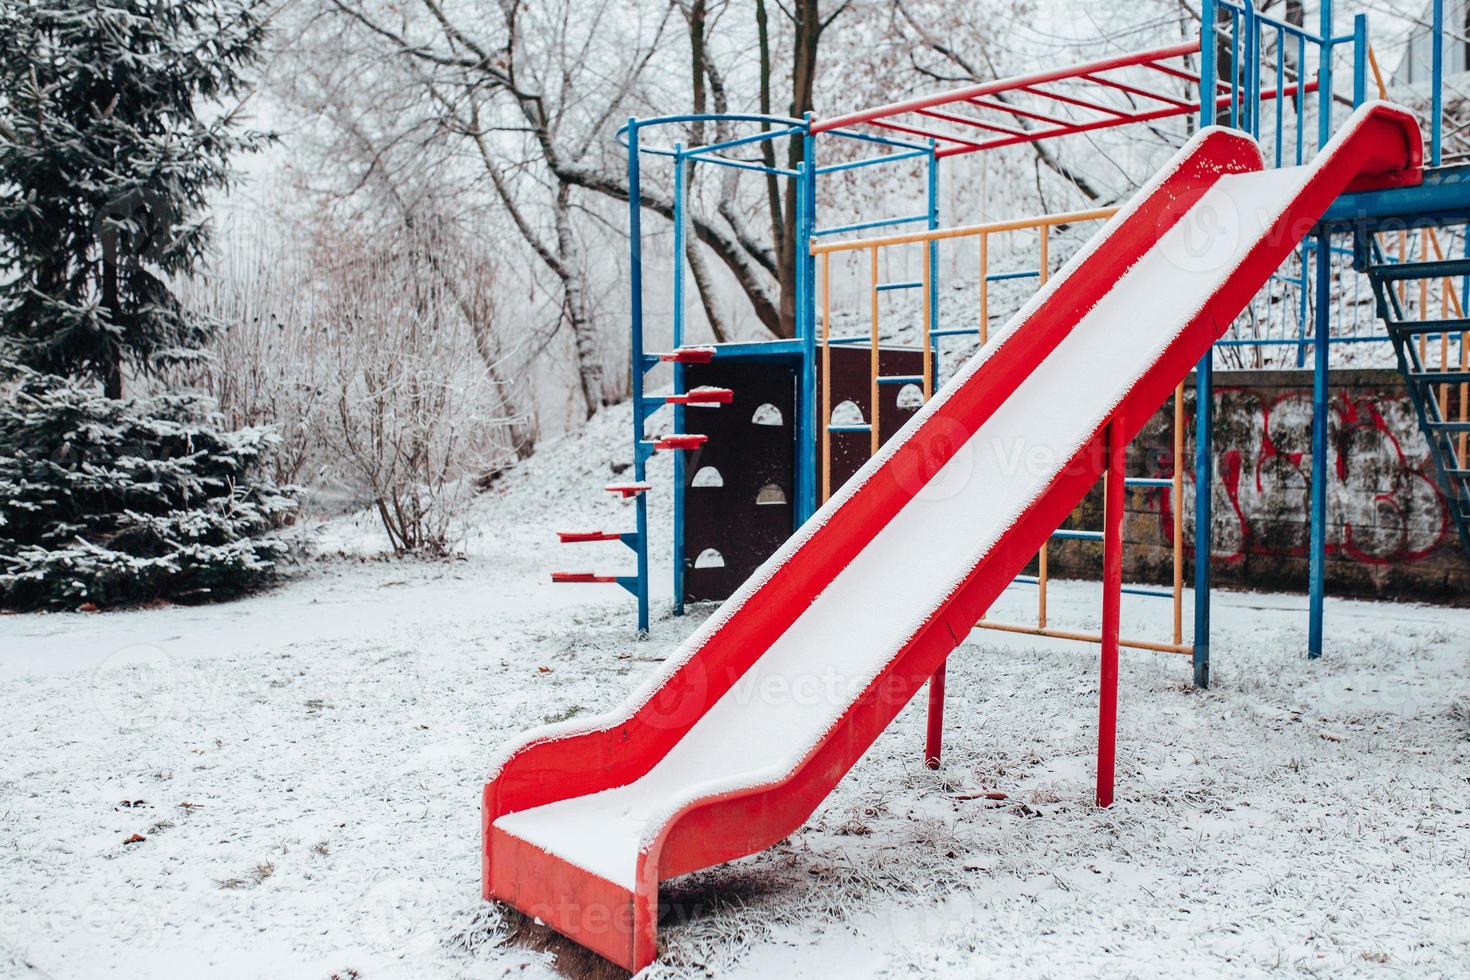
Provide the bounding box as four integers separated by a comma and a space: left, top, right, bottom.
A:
1229, 6, 1241, 130
1309, 231, 1331, 658
1318, 0, 1333, 150
627, 118, 650, 636
1194, 7, 1216, 690
795, 118, 819, 526
1432, 0, 1444, 167
672, 145, 687, 617
1201, 0, 1217, 129
1243, 0, 1258, 136
1296, 240, 1312, 368
1352, 14, 1367, 107
1192, 356, 1213, 690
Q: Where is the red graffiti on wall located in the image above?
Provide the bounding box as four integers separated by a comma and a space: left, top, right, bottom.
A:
1152, 387, 1451, 566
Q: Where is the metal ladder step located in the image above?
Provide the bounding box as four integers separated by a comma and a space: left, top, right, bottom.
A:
605, 481, 653, 497
1426, 420, 1470, 432
876, 374, 923, 386
663, 387, 734, 405
1406, 368, 1470, 385
557, 531, 633, 544
826, 423, 872, 433
551, 572, 621, 584
1383, 317, 1470, 337
657, 346, 717, 364
650, 433, 708, 451
1368, 257, 1470, 281
875, 280, 922, 292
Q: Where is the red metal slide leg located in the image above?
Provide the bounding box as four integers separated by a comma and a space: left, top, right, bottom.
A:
924, 662, 946, 769
1097, 415, 1125, 808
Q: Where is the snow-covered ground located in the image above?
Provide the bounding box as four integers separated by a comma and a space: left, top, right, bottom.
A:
3, 408, 1468, 979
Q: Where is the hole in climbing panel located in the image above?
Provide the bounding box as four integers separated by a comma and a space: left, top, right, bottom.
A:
691, 466, 724, 488
694, 548, 726, 569
896, 384, 924, 410
752, 403, 784, 427
829, 400, 864, 426
756, 483, 788, 506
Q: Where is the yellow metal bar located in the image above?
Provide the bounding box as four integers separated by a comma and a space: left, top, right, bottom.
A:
1427, 228, 1458, 422
979, 232, 990, 345
809, 206, 1117, 255
869, 246, 880, 458
1397, 230, 1408, 308
1368, 45, 1389, 101
1038, 544, 1048, 629
1420, 229, 1430, 370
821, 251, 832, 504
975, 620, 1194, 656
1039, 224, 1051, 286
1172, 382, 1185, 647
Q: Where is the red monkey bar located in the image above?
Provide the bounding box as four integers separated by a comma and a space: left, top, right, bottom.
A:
813, 41, 1316, 158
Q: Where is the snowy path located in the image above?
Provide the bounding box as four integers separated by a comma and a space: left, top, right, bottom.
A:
1, 419, 1467, 978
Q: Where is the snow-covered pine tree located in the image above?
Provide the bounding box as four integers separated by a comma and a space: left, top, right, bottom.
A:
0, 372, 296, 609
0, 0, 297, 610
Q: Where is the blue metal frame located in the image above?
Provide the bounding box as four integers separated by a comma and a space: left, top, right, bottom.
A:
616, 111, 942, 623
1309, 233, 1332, 657
606, 2, 1464, 671
626, 118, 652, 635
672, 144, 689, 616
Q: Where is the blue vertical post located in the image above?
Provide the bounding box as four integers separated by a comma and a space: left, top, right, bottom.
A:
1242, 0, 1258, 136
626, 119, 651, 635
1192, 356, 1213, 690
1296, 240, 1312, 368
795, 118, 819, 526
1193, 3, 1218, 690
1309, 231, 1331, 658
672, 145, 688, 617
1432, 0, 1444, 167
1228, 6, 1241, 129
1352, 15, 1367, 107
1318, 0, 1333, 150
1201, 0, 1217, 129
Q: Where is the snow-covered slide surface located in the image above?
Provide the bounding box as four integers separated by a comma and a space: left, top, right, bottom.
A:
484, 103, 1421, 973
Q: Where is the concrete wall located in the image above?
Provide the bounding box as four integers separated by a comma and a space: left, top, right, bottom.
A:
1047, 368, 1469, 604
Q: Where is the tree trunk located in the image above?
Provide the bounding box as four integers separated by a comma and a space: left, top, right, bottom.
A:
553, 184, 604, 420
683, 0, 730, 342
102, 234, 122, 399
773, 0, 821, 340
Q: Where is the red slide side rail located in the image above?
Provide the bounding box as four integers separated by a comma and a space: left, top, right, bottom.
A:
485, 105, 1421, 973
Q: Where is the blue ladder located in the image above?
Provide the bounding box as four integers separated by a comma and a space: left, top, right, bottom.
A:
1363, 237, 1470, 560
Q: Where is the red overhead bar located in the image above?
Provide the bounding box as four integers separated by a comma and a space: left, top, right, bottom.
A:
813, 40, 1313, 160
813, 41, 1200, 134
966, 97, 1072, 128
916, 106, 1029, 139
1079, 73, 1194, 109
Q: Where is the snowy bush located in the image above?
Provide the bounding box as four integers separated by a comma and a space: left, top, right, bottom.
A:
0, 373, 297, 611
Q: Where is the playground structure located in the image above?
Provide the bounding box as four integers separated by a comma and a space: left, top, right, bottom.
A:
512, 1, 1468, 971
554, 0, 1470, 687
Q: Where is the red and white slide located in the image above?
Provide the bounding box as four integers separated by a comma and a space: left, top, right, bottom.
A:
482, 103, 1421, 972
